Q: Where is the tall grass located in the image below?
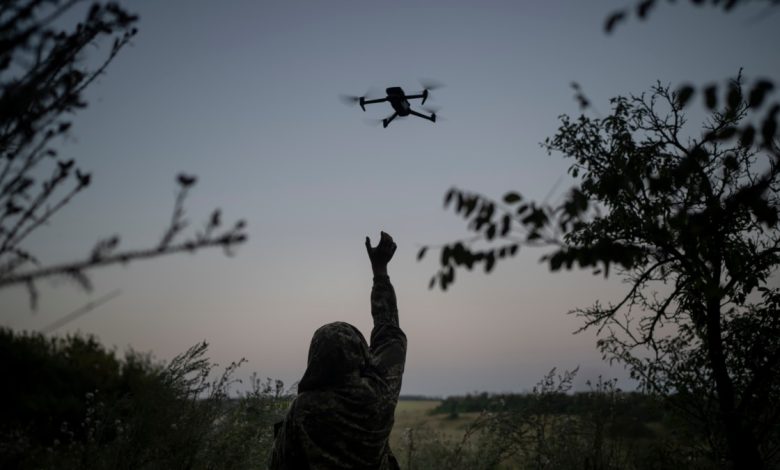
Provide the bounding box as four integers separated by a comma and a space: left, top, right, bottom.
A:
2, 329, 746, 469
395, 369, 721, 470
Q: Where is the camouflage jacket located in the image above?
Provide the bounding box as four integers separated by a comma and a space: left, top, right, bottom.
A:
268, 275, 407, 470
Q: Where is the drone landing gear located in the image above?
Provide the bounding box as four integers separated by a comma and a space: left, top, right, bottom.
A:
409, 109, 436, 123
381, 110, 436, 128
383, 112, 398, 128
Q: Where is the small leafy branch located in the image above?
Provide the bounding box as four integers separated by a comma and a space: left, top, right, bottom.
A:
419, 73, 780, 290
604, 0, 780, 34
0, 173, 248, 308
0, 1, 248, 309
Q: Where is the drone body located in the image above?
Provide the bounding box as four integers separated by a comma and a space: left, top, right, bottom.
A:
342, 83, 441, 128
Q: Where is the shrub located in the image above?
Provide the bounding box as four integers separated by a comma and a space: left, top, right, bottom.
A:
0, 328, 289, 469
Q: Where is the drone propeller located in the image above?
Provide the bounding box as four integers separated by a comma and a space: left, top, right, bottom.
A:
339, 87, 382, 111
419, 79, 444, 105
338, 94, 363, 107
419, 78, 445, 91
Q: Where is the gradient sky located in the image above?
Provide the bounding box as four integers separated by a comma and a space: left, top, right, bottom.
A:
3, 0, 780, 396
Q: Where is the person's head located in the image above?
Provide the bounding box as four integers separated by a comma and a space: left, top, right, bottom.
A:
298, 322, 370, 392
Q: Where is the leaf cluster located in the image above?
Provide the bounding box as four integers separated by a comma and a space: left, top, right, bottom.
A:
604, 0, 779, 34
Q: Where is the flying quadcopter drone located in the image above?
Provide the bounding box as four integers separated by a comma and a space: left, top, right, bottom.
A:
340, 80, 443, 128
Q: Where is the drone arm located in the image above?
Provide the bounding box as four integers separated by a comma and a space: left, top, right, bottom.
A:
409, 109, 435, 123
361, 97, 388, 105
407, 89, 429, 104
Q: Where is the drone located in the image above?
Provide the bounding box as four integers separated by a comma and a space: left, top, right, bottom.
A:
340, 81, 442, 128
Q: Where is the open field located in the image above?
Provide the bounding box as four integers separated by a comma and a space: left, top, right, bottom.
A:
390, 400, 483, 455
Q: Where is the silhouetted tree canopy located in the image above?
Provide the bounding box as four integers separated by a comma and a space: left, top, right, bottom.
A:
420, 4, 780, 465
419, 71, 780, 468
422, 75, 780, 466
0, 1, 247, 309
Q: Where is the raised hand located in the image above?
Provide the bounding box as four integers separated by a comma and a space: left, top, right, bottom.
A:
365, 231, 396, 276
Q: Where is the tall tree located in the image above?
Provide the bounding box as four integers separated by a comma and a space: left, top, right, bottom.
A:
0, 1, 247, 309
422, 76, 780, 467
420, 2, 780, 466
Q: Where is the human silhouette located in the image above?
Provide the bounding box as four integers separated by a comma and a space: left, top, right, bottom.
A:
269, 231, 407, 470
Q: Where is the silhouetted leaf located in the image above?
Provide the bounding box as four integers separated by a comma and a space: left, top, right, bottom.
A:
762, 105, 779, 148
484, 252, 496, 273
438, 273, 446, 291
5, 200, 22, 215
417, 246, 427, 261
723, 154, 739, 171
76, 170, 91, 187
444, 188, 456, 208
440, 246, 451, 266
486, 223, 497, 241
209, 209, 221, 228
704, 85, 718, 109
517, 204, 529, 216
637, 0, 655, 18
605, 11, 626, 33
748, 80, 774, 108
676, 85, 695, 108
177, 173, 197, 188
726, 83, 741, 113
463, 197, 478, 217
500, 214, 512, 236
503, 192, 522, 204
739, 126, 755, 147
548, 251, 566, 271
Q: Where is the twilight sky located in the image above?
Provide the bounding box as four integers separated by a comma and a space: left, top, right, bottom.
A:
3, 0, 779, 396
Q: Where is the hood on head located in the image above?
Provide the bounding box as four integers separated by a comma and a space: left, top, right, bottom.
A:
298, 322, 370, 392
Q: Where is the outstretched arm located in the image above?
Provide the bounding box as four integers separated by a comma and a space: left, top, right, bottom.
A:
365, 232, 407, 395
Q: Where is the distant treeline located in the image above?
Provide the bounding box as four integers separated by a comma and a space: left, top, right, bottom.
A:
433, 390, 668, 425
398, 395, 442, 401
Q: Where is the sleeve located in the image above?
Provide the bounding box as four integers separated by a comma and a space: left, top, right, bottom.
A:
369, 274, 407, 396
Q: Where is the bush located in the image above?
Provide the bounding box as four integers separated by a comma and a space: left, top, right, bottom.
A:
0, 328, 289, 469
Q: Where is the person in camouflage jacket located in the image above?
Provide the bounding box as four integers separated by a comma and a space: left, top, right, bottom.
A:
269, 231, 407, 470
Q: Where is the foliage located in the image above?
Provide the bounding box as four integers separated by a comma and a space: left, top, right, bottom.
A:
422, 75, 780, 467
0, 0, 247, 309
419, 0, 780, 466
0, 328, 290, 469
